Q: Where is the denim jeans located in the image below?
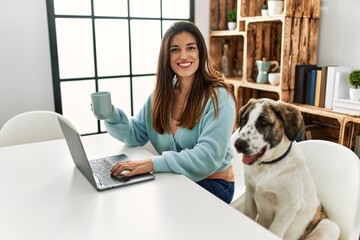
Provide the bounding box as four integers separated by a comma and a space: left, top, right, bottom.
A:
196, 179, 235, 204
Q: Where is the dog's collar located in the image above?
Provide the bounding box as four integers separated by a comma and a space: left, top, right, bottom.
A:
259, 142, 293, 165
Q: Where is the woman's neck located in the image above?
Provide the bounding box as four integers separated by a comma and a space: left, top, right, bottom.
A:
176, 76, 193, 95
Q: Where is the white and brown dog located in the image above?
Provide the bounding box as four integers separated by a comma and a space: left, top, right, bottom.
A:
232, 98, 340, 240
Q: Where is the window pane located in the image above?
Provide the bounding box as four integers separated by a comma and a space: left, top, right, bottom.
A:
162, 0, 190, 19
132, 76, 155, 114
61, 80, 97, 134
95, 19, 130, 76
56, 18, 95, 79
131, 20, 161, 74
130, 0, 160, 18
54, 0, 91, 16
98, 78, 131, 132
93, 0, 128, 17
162, 20, 177, 36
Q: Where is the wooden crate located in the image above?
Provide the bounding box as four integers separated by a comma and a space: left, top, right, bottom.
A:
210, 0, 238, 30
209, 36, 244, 77
246, 21, 282, 83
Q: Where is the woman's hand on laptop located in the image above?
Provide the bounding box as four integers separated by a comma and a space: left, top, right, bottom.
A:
110, 159, 154, 178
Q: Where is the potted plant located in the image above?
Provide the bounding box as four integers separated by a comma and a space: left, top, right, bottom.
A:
349, 70, 360, 101
227, 8, 237, 30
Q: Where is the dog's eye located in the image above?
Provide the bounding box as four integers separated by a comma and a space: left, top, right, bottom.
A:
257, 116, 271, 127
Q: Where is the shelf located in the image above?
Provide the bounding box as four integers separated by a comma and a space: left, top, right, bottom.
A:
226, 79, 281, 93
210, 30, 245, 37
293, 104, 347, 123
292, 104, 360, 150
239, 15, 285, 23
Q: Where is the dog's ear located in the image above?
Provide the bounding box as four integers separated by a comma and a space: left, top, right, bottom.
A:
271, 101, 304, 141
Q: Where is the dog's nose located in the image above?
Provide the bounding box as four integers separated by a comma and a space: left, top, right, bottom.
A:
234, 139, 248, 153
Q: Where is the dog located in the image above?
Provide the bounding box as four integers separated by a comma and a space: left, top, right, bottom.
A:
232, 98, 340, 240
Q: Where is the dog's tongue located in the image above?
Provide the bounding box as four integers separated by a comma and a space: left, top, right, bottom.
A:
242, 146, 267, 165
242, 154, 258, 165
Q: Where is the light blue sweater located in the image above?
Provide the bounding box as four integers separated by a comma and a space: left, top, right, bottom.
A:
105, 87, 235, 182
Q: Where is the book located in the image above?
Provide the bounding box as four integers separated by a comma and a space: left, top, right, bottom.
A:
294, 65, 306, 103
324, 66, 352, 109
294, 64, 317, 104
314, 69, 322, 106
318, 66, 328, 107
304, 67, 320, 105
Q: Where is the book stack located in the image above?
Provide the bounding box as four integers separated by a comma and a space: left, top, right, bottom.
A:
333, 98, 360, 116
294, 64, 326, 107
294, 64, 357, 114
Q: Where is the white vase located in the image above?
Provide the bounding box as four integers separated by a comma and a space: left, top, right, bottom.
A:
268, 0, 284, 16
228, 22, 236, 30
349, 88, 360, 101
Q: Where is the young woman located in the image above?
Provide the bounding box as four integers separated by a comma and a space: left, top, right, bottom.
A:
103, 21, 236, 203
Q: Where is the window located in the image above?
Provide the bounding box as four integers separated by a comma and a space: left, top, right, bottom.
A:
46, 0, 194, 135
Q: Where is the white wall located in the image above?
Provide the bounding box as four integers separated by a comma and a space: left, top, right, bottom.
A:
0, 0, 54, 127
317, 0, 360, 67
1, 0, 360, 128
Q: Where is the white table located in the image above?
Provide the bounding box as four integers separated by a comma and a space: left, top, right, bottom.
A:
0, 133, 280, 240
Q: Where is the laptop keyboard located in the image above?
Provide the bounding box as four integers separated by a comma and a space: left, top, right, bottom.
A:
89, 159, 119, 185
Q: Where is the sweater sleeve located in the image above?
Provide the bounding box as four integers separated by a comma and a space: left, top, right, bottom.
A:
151, 88, 236, 182
104, 96, 151, 147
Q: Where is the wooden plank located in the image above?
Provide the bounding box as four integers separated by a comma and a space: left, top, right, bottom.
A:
256, 0, 263, 16
240, 0, 249, 17
219, 0, 227, 30
251, 89, 259, 99
263, 23, 271, 61
294, 0, 303, 17
235, 37, 244, 77
255, 23, 263, 61
285, 0, 295, 17
227, 38, 237, 75
244, 88, 253, 106
246, 24, 255, 82
210, 0, 219, 30
289, 17, 301, 92
226, 0, 234, 11
298, 17, 310, 65
281, 90, 291, 102
269, 24, 280, 64
276, 23, 282, 64
282, 17, 293, 92
209, 38, 223, 70
248, 0, 256, 17
308, 18, 319, 64
312, 0, 321, 18
303, 0, 312, 18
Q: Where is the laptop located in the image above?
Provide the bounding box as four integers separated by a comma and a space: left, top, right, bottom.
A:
57, 117, 155, 191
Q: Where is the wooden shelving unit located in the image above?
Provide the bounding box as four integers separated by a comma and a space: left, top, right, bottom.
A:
208, 0, 360, 152
209, 0, 321, 105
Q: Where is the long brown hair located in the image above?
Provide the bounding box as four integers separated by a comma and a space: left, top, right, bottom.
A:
152, 21, 234, 134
